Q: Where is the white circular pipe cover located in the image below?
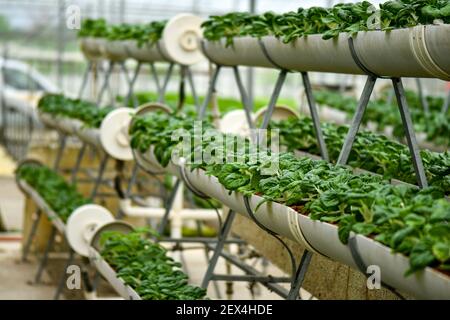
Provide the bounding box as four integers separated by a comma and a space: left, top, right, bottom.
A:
131, 103, 172, 172
253, 105, 299, 125
66, 204, 114, 257
220, 110, 252, 136
162, 14, 204, 65
100, 108, 136, 161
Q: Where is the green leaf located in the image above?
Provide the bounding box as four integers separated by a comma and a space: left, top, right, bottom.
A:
432, 242, 450, 263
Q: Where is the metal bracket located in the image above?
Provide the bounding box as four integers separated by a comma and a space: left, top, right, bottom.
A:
342, 37, 429, 188
243, 196, 311, 300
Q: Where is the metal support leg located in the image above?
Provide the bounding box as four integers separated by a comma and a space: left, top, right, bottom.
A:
199, 65, 221, 119
71, 143, 87, 184
78, 61, 92, 99
126, 61, 141, 108
387, 88, 395, 106
34, 227, 56, 284
232, 66, 254, 130
97, 61, 114, 105
116, 163, 139, 219
90, 154, 109, 199
337, 75, 377, 165
442, 90, 450, 114
159, 63, 174, 103
260, 70, 288, 130
177, 65, 187, 110
196, 221, 222, 299
22, 209, 42, 262
201, 210, 236, 289
53, 249, 75, 300
53, 133, 67, 171
119, 62, 136, 108
186, 67, 200, 111
392, 78, 428, 188
286, 250, 313, 300
149, 63, 162, 96
301, 72, 329, 161
157, 179, 181, 235
415, 78, 429, 113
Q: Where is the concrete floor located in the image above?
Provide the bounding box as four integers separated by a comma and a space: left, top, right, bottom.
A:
0, 241, 55, 299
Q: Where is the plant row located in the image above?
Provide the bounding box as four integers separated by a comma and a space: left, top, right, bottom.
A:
202, 0, 450, 46
78, 18, 167, 47
129, 110, 450, 275
16, 164, 90, 223
38, 94, 114, 128
271, 117, 449, 193
100, 228, 207, 300
314, 89, 450, 147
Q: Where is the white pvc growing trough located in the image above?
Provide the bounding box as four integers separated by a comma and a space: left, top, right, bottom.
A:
79, 37, 104, 61
130, 136, 450, 299
89, 248, 141, 300
202, 24, 450, 80
80, 14, 204, 65
15, 160, 116, 243
39, 108, 135, 161
17, 179, 66, 234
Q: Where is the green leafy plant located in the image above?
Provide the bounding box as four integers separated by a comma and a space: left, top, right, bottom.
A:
38, 94, 114, 128
105, 20, 167, 47
78, 18, 166, 47
100, 228, 207, 300
78, 18, 110, 38
129, 111, 450, 275
314, 89, 450, 147
202, 1, 450, 46
16, 164, 90, 223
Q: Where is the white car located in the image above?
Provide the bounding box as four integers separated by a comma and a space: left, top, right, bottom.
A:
0, 57, 59, 119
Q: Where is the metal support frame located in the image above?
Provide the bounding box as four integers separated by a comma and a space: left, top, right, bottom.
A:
90, 153, 109, 199
124, 61, 141, 108
260, 70, 288, 130
159, 63, 174, 103
301, 72, 329, 161
337, 75, 377, 165
156, 178, 181, 235
201, 208, 310, 299
22, 209, 42, 262
71, 143, 87, 184
186, 67, 200, 111
336, 76, 428, 188
415, 78, 429, 113
199, 65, 221, 119
54, 249, 75, 300
343, 38, 428, 188
97, 61, 115, 106
78, 61, 92, 99
392, 78, 428, 188
34, 226, 57, 284
442, 89, 450, 114
233, 66, 254, 129
53, 132, 67, 171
